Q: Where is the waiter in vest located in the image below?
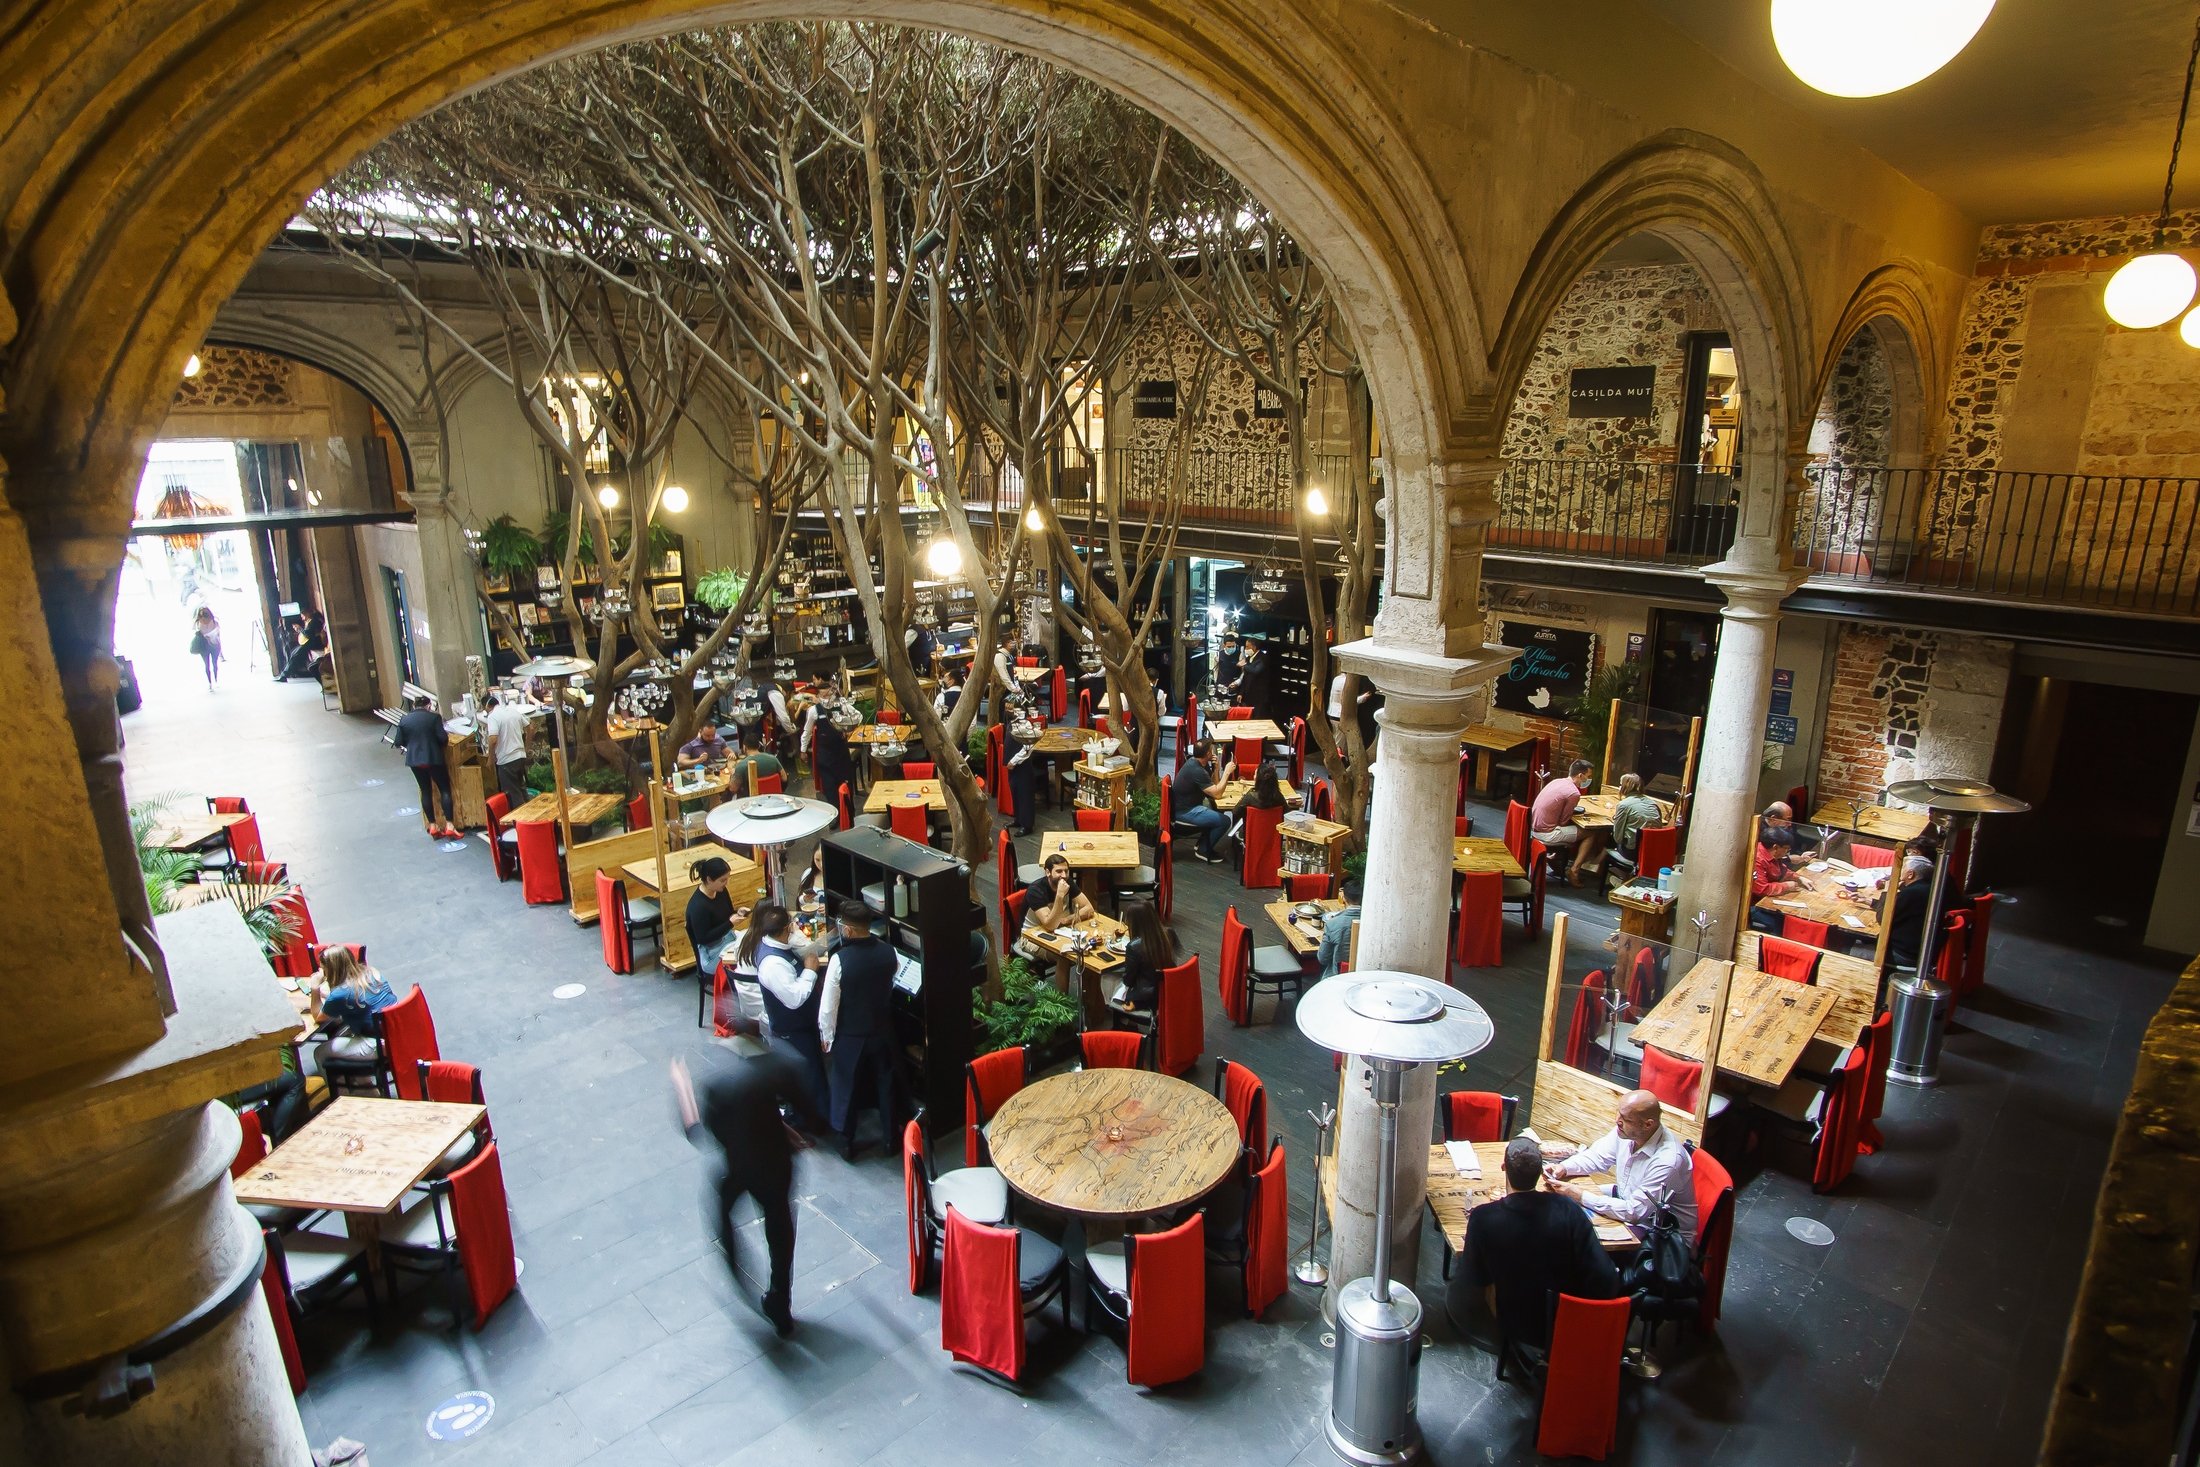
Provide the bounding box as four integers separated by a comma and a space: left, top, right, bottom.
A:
742, 905, 826, 1114
818, 900, 906, 1161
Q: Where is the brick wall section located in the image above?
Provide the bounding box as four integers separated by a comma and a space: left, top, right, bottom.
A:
1816, 623, 2014, 803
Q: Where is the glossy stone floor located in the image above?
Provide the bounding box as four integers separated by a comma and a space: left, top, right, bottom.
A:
118, 670, 2181, 1466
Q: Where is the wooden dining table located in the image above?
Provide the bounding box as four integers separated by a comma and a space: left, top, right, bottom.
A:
1021, 912, 1128, 1027
1208, 718, 1285, 743
864, 778, 947, 814
623, 841, 763, 972
1212, 778, 1299, 812
1756, 858, 1887, 939
1630, 957, 1840, 1088
1035, 828, 1142, 898
1265, 896, 1346, 956
1418, 1142, 1641, 1255
1012, 664, 1054, 684
146, 808, 250, 850
984, 1069, 1241, 1220
507, 790, 624, 826
1806, 800, 1930, 843
1572, 791, 1674, 831
233, 1097, 485, 1269
1453, 835, 1526, 878
1459, 723, 1534, 792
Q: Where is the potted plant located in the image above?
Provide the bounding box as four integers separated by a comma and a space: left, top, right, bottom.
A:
973, 956, 1080, 1069
522, 758, 556, 797
574, 765, 629, 796
1563, 660, 1647, 774
1128, 788, 1161, 838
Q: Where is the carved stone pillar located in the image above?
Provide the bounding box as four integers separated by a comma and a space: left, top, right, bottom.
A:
402, 430, 480, 702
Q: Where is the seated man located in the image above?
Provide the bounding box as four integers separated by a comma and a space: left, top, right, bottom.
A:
1170, 747, 1233, 865
1316, 877, 1364, 979
1531, 758, 1598, 885
1606, 773, 1664, 866
1446, 1137, 1621, 1362
1541, 1089, 1697, 1237
678, 723, 730, 770
1021, 852, 1094, 936
1759, 801, 1810, 865
729, 747, 785, 791
1880, 853, 1935, 968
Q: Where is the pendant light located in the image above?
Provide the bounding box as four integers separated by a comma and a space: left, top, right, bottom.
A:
2104, 11, 2200, 330
1770, 0, 1995, 99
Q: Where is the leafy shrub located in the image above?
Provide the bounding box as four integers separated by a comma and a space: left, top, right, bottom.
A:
973, 956, 1079, 1051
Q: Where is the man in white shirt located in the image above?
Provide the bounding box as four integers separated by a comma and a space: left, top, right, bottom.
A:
1540, 1089, 1697, 1236
481, 693, 532, 809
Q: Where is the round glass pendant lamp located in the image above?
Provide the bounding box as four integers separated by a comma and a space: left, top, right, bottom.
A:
596, 483, 622, 510
1770, 0, 1996, 98
2182, 306, 2200, 348
925, 536, 963, 578
2104, 252, 2198, 329
660, 484, 689, 513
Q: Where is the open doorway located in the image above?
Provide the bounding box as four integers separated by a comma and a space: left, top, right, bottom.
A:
1671, 332, 1740, 557
118, 441, 273, 698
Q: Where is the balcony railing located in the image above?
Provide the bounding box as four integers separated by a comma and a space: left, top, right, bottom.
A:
1796, 464, 2199, 616
1490, 458, 1739, 565
965, 445, 1363, 540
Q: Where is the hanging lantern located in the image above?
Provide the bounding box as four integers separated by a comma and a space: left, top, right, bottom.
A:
1770, 0, 1996, 99
2105, 252, 2198, 329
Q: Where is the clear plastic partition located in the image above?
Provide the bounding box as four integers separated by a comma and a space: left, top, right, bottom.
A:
1601, 700, 1703, 797
1754, 827, 1902, 965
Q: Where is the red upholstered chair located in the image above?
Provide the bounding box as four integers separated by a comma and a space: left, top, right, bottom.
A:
223, 811, 268, 868
1847, 842, 1897, 870
483, 792, 519, 882
1073, 808, 1113, 832
1562, 968, 1609, 1070
417, 1060, 492, 1177
1227, 705, 1253, 720
231, 1106, 268, 1179
514, 819, 564, 904
594, 870, 661, 974
1503, 840, 1548, 937
1965, 892, 1997, 993
1240, 804, 1284, 889
1935, 911, 1971, 993
1232, 736, 1264, 779
1780, 915, 1832, 950
890, 800, 931, 844
1452, 869, 1503, 968
1051, 666, 1068, 723
877, 708, 904, 725
1154, 956, 1203, 1076
234, 859, 289, 886
965, 1046, 1028, 1167
1634, 823, 1680, 884
1758, 934, 1822, 983
1219, 908, 1252, 1026
1455, 814, 1473, 838
1812, 1045, 1871, 1192
837, 782, 854, 830
1623, 946, 1661, 1018
1441, 1091, 1518, 1144
903, 761, 936, 779
267, 890, 320, 979
1284, 872, 1331, 902
1081, 1030, 1147, 1070
383, 1140, 518, 1329
1286, 717, 1309, 785
380, 986, 441, 1101
1000, 888, 1027, 954
1078, 687, 1092, 728
625, 792, 651, 832
1087, 1214, 1207, 1387
1308, 778, 1335, 823
988, 725, 1009, 814
903, 1120, 1011, 1294
1534, 1294, 1631, 1459
1244, 1139, 1289, 1319
754, 771, 785, 795
1215, 1058, 1269, 1150
940, 1208, 1067, 1386
1503, 801, 1531, 866
257, 1228, 308, 1395
1690, 1144, 1736, 1332
1014, 656, 1039, 669
211, 795, 250, 814
1857, 1010, 1894, 1155
1640, 1044, 1703, 1112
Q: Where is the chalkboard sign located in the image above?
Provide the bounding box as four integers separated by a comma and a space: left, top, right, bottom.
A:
1567, 366, 1655, 418
1495, 621, 1595, 716
1132, 380, 1179, 419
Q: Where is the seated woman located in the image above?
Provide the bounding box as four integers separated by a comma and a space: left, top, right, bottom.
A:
1229, 762, 1289, 842
1109, 898, 1174, 1017
310, 947, 398, 1075
1747, 838, 1802, 933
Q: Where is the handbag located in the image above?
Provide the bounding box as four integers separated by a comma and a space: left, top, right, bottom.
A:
1621, 1202, 1702, 1324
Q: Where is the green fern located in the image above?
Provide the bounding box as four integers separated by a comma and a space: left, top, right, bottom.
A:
478, 515, 543, 577
693, 567, 751, 612
973, 956, 1079, 1050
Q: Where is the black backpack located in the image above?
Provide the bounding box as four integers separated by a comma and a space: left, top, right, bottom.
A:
1622, 1202, 1703, 1323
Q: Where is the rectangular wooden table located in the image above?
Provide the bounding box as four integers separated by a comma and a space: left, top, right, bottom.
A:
1460, 723, 1534, 792
146, 809, 250, 850
1013, 665, 1053, 684
1453, 835, 1526, 878
1265, 897, 1345, 956
1208, 718, 1285, 742
1572, 791, 1674, 831
1631, 957, 1839, 1088
507, 791, 624, 826
865, 779, 947, 814
1212, 778, 1299, 812
1806, 801, 1930, 843
1756, 858, 1887, 939
847, 723, 912, 745
234, 1097, 484, 1215
624, 842, 764, 972
1022, 913, 1127, 1027
1318, 1144, 1638, 1256
1035, 829, 1142, 898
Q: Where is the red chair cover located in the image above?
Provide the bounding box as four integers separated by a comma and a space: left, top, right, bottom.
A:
1813, 1045, 1870, 1193
1640, 1044, 1703, 1112
890, 801, 930, 844
902, 1120, 928, 1294
484, 794, 517, 881
1690, 1146, 1736, 1329
514, 820, 563, 905
212, 796, 249, 814
1443, 1091, 1505, 1144
1219, 1060, 1267, 1149
1780, 915, 1832, 950
965, 1047, 1026, 1168
232, 1106, 267, 1178
1245, 1140, 1289, 1319
381, 986, 440, 1101
226, 813, 268, 867
1078, 687, 1092, 729
1240, 804, 1283, 889
1014, 656, 1038, 668
1624, 947, 1660, 1018
595, 871, 635, 974
1309, 779, 1334, 822
268, 890, 319, 979
1219, 908, 1251, 1025
1155, 956, 1203, 1076
837, 782, 853, 830
1562, 969, 1608, 1069
1847, 842, 1896, 870
1758, 934, 1821, 983
420, 1060, 481, 1108
1453, 870, 1503, 968
1786, 784, 1809, 817
1284, 872, 1331, 902
996, 829, 1016, 891
1051, 667, 1067, 723
1081, 1030, 1145, 1069
1231, 736, 1263, 779
625, 792, 651, 831
259, 1233, 306, 1395
1226, 705, 1253, 720
236, 860, 289, 885
1127, 1213, 1206, 1387
755, 772, 785, 795
1503, 801, 1530, 866
1935, 911, 1971, 993
1965, 893, 1996, 993
1001, 889, 1027, 953
1857, 1011, 1893, 1155
1288, 718, 1308, 785
990, 725, 1013, 814
878, 708, 904, 725
448, 1141, 517, 1328
941, 1209, 1024, 1381
1635, 823, 1680, 882
903, 761, 936, 779
1536, 1294, 1631, 1459
1073, 808, 1112, 832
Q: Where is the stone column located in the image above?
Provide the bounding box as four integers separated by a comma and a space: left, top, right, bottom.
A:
1674, 533, 1804, 956
402, 430, 481, 703
1321, 449, 1515, 1304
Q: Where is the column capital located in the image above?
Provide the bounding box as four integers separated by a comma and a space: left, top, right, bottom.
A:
1332, 636, 1516, 707
1700, 550, 1805, 620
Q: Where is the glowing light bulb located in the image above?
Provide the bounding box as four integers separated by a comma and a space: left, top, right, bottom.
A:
1305, 485, 1331, 515
660, 484, 689, 513
1771, 0, 1996, 98
596, 483, 621, 510
1024, 506, 1045, 532
2180, 306, 2200, 349
2103, 252, 2198, 329
183, 354, 202, 379
925, 537, 963, 577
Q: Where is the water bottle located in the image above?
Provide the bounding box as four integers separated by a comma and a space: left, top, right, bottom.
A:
1657, 867, 1674, 893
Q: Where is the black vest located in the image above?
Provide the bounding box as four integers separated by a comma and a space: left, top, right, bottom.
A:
756, 944, 820, 1039
831, 936, 899, 1040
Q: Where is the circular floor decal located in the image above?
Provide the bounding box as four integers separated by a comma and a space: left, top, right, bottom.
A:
360, 778, 384, 788
439, 840, 468, 852
514, 1257, 524, 1277
552, 983, 587, 1000
425, 1391, 494, 1441
1784, 1216, 1836, 1247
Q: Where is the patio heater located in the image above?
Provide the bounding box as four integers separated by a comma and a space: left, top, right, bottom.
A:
512, 654, 593, 758
1297, 972, 1493, 1466
1882, 777, 2030, 1087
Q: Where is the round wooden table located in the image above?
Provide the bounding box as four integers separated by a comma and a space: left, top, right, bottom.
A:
983, 1068, 1242, 1220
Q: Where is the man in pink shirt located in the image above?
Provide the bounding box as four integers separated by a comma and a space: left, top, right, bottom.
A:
1531, 758, 1604, 886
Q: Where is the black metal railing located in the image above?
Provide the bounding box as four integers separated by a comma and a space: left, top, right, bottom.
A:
1797, 464, 2200, 616
964, 444, 1362, 539
1490, 458, 1739, 564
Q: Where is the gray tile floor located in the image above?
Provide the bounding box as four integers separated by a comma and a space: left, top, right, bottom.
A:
119, 673, 2181, 1465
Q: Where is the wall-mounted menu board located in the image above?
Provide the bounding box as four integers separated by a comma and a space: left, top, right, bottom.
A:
1494, 621, 1594, 716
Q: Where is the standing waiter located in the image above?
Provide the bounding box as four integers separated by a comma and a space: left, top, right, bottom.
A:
670, 1050, 821, 1337
818, 900, 905, 1160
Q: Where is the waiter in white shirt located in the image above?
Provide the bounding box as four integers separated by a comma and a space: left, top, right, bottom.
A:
481, 693, 533, 810
1540, 1089, 1697, 1235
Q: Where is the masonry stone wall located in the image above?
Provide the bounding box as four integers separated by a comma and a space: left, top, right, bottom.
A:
1816, 622, 2013, 804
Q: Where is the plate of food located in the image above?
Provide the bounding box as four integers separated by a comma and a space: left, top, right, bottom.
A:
1293, 901, 1323, 919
